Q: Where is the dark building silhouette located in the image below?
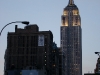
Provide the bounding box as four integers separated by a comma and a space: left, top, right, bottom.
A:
4, 24, 59, 75
60, 0, 82, 75
51, 42, 59, 75
84, 54, 100, 75
94, 57, 100, 73
58, 47, 65, 75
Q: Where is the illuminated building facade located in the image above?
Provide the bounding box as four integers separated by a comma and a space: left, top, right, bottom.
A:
60, 0, 82, 75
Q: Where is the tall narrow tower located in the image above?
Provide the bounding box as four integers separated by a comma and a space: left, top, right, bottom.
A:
60, 0, 82, 75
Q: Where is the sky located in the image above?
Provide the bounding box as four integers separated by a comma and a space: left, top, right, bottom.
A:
0, 0, 100, 75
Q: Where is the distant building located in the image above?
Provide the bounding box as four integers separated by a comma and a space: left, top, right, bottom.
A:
58, 47, 65, 75
84, 55, 100, 75
4, 24, 55, 75
51, 42, 59, 75
60, 0, 82, 75
94, 57, 100, 74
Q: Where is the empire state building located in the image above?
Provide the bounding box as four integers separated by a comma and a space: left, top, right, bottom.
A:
60, 0, 82, 75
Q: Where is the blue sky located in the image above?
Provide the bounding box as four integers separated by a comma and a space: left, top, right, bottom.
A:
0, 0, 100, 75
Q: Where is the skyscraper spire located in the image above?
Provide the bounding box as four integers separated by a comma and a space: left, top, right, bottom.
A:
69, 0, 74, 5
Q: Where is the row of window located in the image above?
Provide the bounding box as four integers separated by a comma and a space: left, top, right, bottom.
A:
8, 38, 48, 47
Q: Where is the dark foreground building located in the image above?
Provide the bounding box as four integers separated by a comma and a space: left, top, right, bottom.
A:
60, 0, 82, 75
4, 24, 59, 75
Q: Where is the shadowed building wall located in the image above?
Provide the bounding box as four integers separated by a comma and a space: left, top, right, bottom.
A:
4, 24, 54, 75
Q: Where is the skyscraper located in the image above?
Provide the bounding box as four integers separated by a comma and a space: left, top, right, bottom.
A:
60, 0, 82, 75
